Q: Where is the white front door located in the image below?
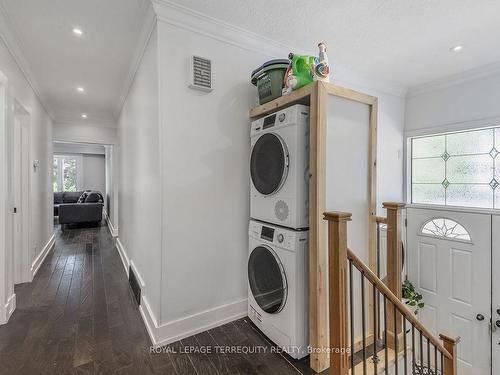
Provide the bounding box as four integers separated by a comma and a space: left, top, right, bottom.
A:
407, 207, 491, 375
491, 215, 500, 375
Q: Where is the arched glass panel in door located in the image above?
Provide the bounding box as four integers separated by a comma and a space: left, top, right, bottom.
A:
421, 217, 472, 242
248, 246, 287, 314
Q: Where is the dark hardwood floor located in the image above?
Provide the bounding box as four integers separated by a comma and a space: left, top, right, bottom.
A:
0, 223, 324, 374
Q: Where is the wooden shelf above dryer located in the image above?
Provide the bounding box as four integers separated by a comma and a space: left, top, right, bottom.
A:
249, 81, 378, 374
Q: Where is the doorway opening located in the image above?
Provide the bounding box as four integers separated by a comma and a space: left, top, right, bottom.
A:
52, 141, 118, 236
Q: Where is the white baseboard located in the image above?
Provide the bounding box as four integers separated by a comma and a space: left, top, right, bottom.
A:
31, 234, 55, 279
1, 293, 16, 325
115, 238, 130, 276
115, 239, 246, 348
104, 210, 118, 237
142, 296, 248, 348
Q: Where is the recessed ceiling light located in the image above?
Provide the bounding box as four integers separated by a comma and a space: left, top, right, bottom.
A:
450, 45, 463, 52
72, 28, 83, 36
77, 86, 85, 93
81, 114, 87, 119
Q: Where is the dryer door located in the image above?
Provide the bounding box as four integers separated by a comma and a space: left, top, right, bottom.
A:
250, 133, 289, 195
248, 245, 287, 314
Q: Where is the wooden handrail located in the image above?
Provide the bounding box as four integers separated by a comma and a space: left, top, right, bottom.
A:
375, 216, 387, 224
346, 248, 453, 360
325, 207, 460, 375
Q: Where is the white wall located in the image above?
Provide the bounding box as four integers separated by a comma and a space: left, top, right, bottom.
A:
81, 155, 105, 194
155, 19, 406, 340
157, 21, 265, 332
0, 37, 53, 322
117, 26, 162, 321
406, 71, 500, 135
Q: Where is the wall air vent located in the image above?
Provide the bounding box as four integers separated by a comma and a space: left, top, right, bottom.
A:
189, 55, 213, 92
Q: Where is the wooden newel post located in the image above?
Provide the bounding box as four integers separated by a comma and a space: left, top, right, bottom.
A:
440, 334, 460, 375
324, 211, 352, 375
383, 202, 405, 349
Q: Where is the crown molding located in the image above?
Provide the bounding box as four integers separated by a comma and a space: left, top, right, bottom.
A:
116, 0, 407, 113
151, 0, 406, 98
407, 60, 500, 98
0, 2, 54, 119
152, 0, 292, 58
113, 0, 157, 119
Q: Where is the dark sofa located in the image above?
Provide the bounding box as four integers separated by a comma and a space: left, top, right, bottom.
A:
54, 191, 104, 226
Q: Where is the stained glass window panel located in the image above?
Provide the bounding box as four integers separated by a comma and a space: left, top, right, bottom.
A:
446, 184, 493, 208
412, 158, 445, 184
412, 136, 445, 158
446, 129, 493, 155
446, 155, 493, 183
412, 184, 445, 205
412, 127, 500, 209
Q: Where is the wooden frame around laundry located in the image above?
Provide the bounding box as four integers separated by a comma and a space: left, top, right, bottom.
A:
250, 81, 378, 373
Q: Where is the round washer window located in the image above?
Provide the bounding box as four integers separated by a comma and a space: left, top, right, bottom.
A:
250, 133, 288, 195
248, 246, 287, 314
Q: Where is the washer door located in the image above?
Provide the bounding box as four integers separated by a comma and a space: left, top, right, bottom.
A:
248, 245, 287, 314
250, 133, 289, 195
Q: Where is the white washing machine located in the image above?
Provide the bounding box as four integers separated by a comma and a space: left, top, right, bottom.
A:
250, 104, 310, 230
247, 219, 309, 359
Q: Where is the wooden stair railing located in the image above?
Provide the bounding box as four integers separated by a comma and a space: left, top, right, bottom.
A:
325, 207, 460, 375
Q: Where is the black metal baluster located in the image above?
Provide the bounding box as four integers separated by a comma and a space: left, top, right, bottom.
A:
349, 260, 355, 373
440, 352, 444, 375
394, 306, 398, 375
403, 318, 407, 374
419, 331, 423, 372
384, 296, 388, 375
427, 337, 430, 374
412, 325, 416, 375
434, 345, 437, 375
372, 283, 378, 374
361, 272, 367, 375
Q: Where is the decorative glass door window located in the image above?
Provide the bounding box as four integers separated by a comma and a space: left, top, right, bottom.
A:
53, 155, 82, 192
411, 128, 500, 208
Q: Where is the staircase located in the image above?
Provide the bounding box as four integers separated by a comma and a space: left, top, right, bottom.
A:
324, 203, 460, 375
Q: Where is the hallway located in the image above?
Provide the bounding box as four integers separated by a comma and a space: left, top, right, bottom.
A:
0, 224, 317, 374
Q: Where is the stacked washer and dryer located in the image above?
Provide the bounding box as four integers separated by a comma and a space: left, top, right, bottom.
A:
247, 104, 310, 359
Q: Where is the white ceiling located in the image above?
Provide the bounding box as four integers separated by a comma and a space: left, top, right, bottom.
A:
0, 0, 150, 126
2, 0, 500, 125
171, 0, 500, 90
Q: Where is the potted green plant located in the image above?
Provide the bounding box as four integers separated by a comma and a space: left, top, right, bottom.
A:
402, 280, 424, 315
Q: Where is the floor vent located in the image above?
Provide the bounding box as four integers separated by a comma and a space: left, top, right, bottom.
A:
128, 266, 141, 306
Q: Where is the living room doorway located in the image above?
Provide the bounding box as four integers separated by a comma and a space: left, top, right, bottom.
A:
52, 141, 118, 236
12, 100, 31, 285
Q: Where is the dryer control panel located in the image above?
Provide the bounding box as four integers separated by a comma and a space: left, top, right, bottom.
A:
248, 220, 308, 252
250, 104, 309, 138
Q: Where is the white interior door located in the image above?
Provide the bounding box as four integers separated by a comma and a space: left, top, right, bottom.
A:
407, 207, 491, 375
12, 116, 30, 284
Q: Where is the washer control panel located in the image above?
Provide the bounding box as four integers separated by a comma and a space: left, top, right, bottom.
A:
250, 104, 310, 137
248, 220, 308, 251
